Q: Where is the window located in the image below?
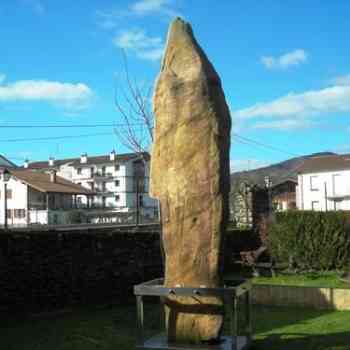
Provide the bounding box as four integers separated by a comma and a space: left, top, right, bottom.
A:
90, 167, 94, 177
77, 168, 82, 175
102, 197, 106, 208
102, 182, 106, 192
6, 189, 12, 199
14, 209, 25, 219
115, 164, 120, 171
139, 194, 143, 207
115, 180, 120, 187
310, 176, 318, 191
115, 195, 120, 202
6, 209, 12, 219
311, 201, 320, 211
102, 166, 106, 176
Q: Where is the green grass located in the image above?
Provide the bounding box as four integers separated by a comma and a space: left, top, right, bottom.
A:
253, 272, 350, 289
1, 303, 350, 350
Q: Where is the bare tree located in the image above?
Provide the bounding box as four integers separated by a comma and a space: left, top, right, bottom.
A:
113, 52, 154, 157
113, 53, 165, 267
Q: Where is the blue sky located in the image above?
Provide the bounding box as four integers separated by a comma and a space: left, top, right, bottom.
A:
1, 0, 350, 171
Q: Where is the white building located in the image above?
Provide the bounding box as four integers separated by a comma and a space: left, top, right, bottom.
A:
0, 169, 94, 227
296, 154, 350, 211
26, 151, 158, 223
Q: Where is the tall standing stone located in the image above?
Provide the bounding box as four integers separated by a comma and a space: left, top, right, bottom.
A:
150, 18, 231, 344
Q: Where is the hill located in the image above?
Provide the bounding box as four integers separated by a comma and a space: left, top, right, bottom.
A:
230, 152, 336, 189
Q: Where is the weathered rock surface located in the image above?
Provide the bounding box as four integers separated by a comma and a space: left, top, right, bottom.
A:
150, 18, 231, 344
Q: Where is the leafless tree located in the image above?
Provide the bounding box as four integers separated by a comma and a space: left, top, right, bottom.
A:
113, 52, 154, 158
113, 53, 165, 266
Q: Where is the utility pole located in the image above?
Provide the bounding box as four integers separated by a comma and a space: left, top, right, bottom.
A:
264, 176, 272, 215
3, 169, 11, 229
136, 175, 140, 226
4, 182, 7, 230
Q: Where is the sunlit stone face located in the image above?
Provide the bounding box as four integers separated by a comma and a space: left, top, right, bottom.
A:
150, 18, 232, 344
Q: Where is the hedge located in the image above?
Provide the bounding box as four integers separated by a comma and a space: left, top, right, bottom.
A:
268, 211, 350, 271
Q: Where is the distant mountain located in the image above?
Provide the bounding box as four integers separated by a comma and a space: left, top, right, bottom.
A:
230, 152, 336, 189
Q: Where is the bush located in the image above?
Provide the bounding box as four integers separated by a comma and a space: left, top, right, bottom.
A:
268, 211, 350, 271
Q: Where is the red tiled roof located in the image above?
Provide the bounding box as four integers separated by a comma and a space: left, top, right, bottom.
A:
298, 154, 350, 174
10, 170, 95, 195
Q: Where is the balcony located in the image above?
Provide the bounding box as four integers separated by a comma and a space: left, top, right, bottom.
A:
327, 193, 350, 201
93, 172, 114, 179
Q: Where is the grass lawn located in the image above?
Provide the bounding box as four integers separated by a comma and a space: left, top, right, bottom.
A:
253, 271, 350, 289
1, 303, 350, 350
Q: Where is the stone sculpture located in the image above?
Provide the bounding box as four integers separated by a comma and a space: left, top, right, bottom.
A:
150, 18, 232, 344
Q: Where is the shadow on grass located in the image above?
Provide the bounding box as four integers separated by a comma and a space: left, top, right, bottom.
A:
252, 306, 350, 350
1, 302, 350, 350
254, 332, 350, 350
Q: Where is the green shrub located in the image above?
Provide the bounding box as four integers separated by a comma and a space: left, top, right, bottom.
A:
268, 211, 350, 271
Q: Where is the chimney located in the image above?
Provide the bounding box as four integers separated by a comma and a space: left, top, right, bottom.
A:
24, 159, 29, 169
48, 157, 55, 167
50, 170, 57, 183
80, 153, 87, 164
110, 150, 116, 161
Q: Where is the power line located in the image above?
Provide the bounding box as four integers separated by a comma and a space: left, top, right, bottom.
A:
0, 120, 299, 159
233, 132, 300, 158
0, 132, 114, 143
0, 122, 145, 128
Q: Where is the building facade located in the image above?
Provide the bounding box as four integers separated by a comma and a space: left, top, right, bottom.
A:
271, 179, 297, 211
26, 151, 158, 223
296, 154, 350, 211
0, 169, 93, 227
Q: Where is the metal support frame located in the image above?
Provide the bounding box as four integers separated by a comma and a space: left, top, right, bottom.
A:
134, 278, 253, 350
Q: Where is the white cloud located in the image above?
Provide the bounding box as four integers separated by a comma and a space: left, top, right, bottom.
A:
113, 29, 164, 61
95, 10, 120, 30
0, 74, 6, 84
131, 0, 172, 15
96, 0, 177, 29
137, 47, 164, 61
252, 119, 314, 130
261, 49, 308, 70
235, 84, 350, 119
331, 74, 350, 86
0, 80, 93, 109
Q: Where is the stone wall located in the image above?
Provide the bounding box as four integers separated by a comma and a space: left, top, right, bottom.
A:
230, 184, 269, 229
253, 284, 350, 310
0, 228, 162, 313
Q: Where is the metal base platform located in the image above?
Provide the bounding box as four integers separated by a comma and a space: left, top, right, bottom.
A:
136, 334, 249, 350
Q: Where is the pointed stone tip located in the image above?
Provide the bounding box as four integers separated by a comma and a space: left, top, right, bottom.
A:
168, 17, 192, 37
